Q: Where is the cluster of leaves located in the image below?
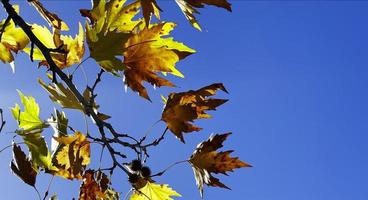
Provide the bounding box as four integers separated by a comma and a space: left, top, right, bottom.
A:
0, 0, 251, 199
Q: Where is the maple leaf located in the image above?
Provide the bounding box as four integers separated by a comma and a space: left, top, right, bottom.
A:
38, 77, 84, 111
130, 181, 181, 200
83, 0, 142, 74
189, 132, 251, 197
10, 143, 37, 187
0, 6, 29, 72
39, 76, 110, 121
10, 91, 55, 170
140, 0, 161, 26
161, 83, 228, 142
175, 0, 231, 31
28, 0, 69, 31
123, 22, 195, 100
17, 129, 55, 171
79, 170, 119, 200
52, 131, 90, 180
23, 23, 84, 69
11, 90, 46, 131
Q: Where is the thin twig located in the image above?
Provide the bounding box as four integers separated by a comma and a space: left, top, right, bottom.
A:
0, 108, 6, 133
33, 186, 42, 200
150, 160, 189, 177
42, 176, 54, 200
71, 56, 90, 76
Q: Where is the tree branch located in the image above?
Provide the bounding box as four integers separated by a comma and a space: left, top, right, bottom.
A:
0, 0, 136, 175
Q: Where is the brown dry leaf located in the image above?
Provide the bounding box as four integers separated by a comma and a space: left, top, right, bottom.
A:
10, 143, 37, 187
140, 0, 161, 26
175, 0, 231, 30
79, 170, 119, 200
52, 131, 90, 180
123, 22, 195, 100
189, 132, 251, 197
161, 83, 228, 143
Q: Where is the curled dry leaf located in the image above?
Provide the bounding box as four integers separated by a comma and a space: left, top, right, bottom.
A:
52, 131, 90, 180
189, 132, 251, 197
175, 0, 231, 31
161, 83, 228, 143
28, 0, 69, 31
123, 22, 195, 100
140, 0, 161, 26
10, 143, 37, 187
79, 170, 119, 200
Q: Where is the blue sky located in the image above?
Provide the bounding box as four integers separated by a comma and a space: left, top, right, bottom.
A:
1, 1, 368, 200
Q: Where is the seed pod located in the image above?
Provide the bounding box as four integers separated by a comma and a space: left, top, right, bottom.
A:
128, 173, 140, 184
140, 166, 151, 178
129, 159, 142, 171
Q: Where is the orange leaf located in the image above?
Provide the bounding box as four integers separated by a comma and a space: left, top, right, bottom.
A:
161, 83, 228, 142
189, 132, 251, 197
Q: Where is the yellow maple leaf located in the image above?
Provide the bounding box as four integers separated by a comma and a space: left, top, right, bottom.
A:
52, 131, 90, 180
83, 0, 142, 74
23, 22, 84, 69
130, 181, 181, 200
0, 7, 29, 72
123, 22, 195, 100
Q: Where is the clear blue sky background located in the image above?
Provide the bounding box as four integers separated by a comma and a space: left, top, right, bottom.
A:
1, 0, 368, 199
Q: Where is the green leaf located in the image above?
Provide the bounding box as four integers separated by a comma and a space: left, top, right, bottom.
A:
11, 90, 54, 170
82, 0, 142, 74
17, 129, 55, 171
11, 90, 46, 131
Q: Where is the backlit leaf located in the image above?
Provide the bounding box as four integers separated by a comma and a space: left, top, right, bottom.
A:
79, 170, 119, 200
52, 131, 90, 180
140, 0, 161, 26
16, 129, 54, 170
189, 133, 251, 197
130, 181, 181, 200
82, 0, 142, 74
0, 7, 29, 71
38, 77, 84, 111
11, 91, 54, 170
175, 0, 231, 30
161, 83, 227, 142
11, 90, 46, 131
123, 22, 195, 100
28, 0, 69, 31
24, 23, 84, 69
